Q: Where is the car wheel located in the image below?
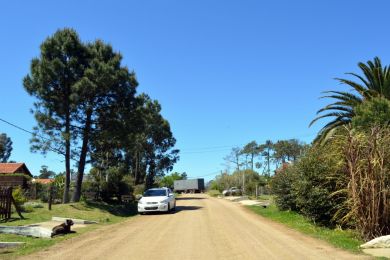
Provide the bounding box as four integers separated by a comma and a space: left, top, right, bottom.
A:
167, 203, 171, 213
172, 201, 176, 211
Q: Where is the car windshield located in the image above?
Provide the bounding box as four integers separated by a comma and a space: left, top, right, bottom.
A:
143, 189, 167, 197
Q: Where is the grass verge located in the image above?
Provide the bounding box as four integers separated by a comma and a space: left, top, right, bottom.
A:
247, 204, 364, 254
207, 190, 221, 197
0, 200, 137, 258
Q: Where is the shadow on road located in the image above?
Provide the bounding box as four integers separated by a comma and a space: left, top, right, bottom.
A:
176, 197, 206, 201
141, 206, 202, 215
174, 206, 202, 212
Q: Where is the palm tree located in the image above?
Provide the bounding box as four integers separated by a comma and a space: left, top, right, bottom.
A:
310, 57, 390, 143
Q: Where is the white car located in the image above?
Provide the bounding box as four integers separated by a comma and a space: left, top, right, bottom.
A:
222, 187, 242, 196
138, 188, 176, 214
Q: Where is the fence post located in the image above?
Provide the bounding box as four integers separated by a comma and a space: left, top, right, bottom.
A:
48, 185, 53, 211
6, 187, 12, 219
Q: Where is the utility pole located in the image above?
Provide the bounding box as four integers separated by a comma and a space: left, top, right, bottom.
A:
242, 170, 245, 195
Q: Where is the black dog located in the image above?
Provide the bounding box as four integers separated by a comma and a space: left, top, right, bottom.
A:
51, 219, 74, 237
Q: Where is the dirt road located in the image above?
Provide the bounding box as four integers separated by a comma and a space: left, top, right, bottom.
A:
20, 194, 369, 260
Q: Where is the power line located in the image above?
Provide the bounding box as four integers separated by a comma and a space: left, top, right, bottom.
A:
179, 133, 317, 154
0, 117, 78, 162
188, 170, 221, 179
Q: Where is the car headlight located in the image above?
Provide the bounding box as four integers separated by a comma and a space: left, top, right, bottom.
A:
138, 200, 144, 205
160, 200, 168, 204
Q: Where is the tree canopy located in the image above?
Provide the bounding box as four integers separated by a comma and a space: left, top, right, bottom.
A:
311, 57, 390, 143
24, 28, 179, 202
0, 133, 12, 162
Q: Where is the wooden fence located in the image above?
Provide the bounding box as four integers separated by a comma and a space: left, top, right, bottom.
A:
0, 187, 13, 219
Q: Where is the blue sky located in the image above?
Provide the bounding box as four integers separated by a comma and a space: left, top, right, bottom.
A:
1, 1, 389, 180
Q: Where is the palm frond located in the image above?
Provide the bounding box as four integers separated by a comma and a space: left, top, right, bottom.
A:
313, 119, 350, 144
334, 78, 371, 98
310, 112, 351, 127
317, 105, 354, 114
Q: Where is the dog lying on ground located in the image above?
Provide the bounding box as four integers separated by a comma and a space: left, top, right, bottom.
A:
51, 219, 74, 237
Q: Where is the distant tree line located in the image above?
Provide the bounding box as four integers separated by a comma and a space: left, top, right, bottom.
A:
209, 139, 307, 195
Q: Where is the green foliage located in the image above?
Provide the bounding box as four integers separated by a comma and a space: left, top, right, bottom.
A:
271, 141, 347, 226
93, 167, 133, 202
36, 183, 49, 203
241, 141, 260, 170
311, 57, 390, 143
207, 190, 221, 197
340, 127, 390, 239
0, 133, 12, 162
0, 201, 137, 258
52, 174, 65, 200
272, 139, 306, 164
352, 97, 390, 129
212, 169, 267, 196
12, 187, 28, 208
293, 144, 345, 226
159, 172, 186, 189
270, 166, 299, 211
248, 205, 364, 253
24, 28, 178, 202
133, 184, 145, 196
24, 28, 88, 203
38, 165, 55, 179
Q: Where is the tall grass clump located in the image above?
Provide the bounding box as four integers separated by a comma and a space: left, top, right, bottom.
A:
341, 127, 390, 240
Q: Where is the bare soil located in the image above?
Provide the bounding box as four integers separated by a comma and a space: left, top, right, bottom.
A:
18, 194, 371, 260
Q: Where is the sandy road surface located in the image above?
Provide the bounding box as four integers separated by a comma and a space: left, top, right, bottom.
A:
19, 194, 370, 260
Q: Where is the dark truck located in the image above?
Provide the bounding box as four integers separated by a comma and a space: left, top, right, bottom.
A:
174, 179, 205, 193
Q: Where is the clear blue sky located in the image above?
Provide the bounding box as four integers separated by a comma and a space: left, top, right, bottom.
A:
1, 1, 389, 180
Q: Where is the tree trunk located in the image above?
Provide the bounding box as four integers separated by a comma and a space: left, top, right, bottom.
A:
251, 153, 254, 171
145, 160, 155, 189
63, 110, 71, 204
72, 109, 92, 202
267, 148, 271, 176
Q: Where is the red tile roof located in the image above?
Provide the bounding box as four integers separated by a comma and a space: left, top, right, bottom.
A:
0, 163, 32, 176
33, 178, 54, 185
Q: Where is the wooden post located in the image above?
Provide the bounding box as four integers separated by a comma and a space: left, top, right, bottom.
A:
256, 184, 258, 200
48, 185, 53, 211
6, 188, 12, 219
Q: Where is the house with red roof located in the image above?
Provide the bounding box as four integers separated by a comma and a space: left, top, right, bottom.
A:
33, 178, 54, 185
0, 163, 32, 176
0, 163, 33, 188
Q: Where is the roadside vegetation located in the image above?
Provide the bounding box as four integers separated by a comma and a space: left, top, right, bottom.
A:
0, 201, 137, 258
208, 139, 308, 197
248, 205, 363, 253
0, 28, 183, 258
209, 57, 390, 245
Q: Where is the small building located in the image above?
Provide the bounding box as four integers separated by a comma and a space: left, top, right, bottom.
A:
32, 178, 54, 185
0, 163, 33, 188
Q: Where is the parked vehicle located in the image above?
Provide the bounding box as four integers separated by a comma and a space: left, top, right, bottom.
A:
138, 188, 176, 214
174, 179, 205, 193
222, 187, 242, 196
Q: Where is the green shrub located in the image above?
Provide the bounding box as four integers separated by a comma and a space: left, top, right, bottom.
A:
133, 184, 145, 196
270, 166, 299, 211
12, 187, 32, 212
293, 143, 346, 227
207, 190, 221, 197
352, 97, 390, 129
12, 187, 28, 207
21, 204, 34, 213
98, 167, 133, 202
